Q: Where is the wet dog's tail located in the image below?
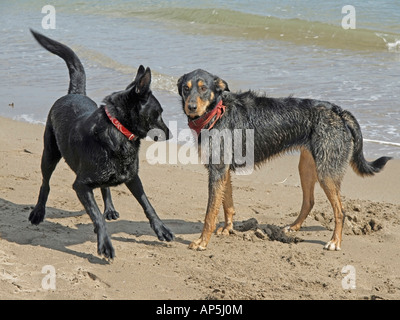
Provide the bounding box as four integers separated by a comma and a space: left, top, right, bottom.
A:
30, 29, 86, 95
337, 107, 392, 176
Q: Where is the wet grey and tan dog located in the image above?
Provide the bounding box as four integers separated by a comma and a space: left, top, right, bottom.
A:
178, 69, 391, 251
29, 30, 174, 259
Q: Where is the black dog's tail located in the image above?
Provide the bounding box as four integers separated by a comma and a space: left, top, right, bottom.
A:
30, 29, 86, 95
338, 108, 392, 176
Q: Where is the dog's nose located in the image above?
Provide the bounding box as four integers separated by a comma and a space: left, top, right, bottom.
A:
188, 103, 197, 112
165, 129, 173, 140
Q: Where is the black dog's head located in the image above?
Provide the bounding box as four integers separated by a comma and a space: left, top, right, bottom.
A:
177, 69, 229, 119
104, 65, 172, 141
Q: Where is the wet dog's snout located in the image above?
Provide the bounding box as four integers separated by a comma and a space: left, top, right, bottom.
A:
187, 103, 197, 112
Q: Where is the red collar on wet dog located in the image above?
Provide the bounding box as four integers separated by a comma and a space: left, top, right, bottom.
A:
104, 106, 137, 141
188, 100, 226, 135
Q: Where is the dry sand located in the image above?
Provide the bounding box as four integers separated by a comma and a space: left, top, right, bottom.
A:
0, 116, 399, 300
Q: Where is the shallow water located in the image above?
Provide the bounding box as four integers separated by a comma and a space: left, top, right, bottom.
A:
1, 0, 399, 158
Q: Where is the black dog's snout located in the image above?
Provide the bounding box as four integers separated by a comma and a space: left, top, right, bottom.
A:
164, 129, 173, 141
149, 126, 173, 142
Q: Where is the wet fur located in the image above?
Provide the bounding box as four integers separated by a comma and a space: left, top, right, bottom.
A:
177, 69, 392, 251
29, 30, 174, 259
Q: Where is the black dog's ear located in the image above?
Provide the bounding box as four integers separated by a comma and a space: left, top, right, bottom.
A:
134, 65, 146, 83
214, 77, 230, 93
126, 65, 146, 90
133, 66, 151, 96
177, 75, 184, 96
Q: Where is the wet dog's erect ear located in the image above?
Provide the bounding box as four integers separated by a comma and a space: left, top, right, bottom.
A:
133, 66, 151, 96
134, 65, 146, 83
214, 77, 230, 93
126, 65, 146, 90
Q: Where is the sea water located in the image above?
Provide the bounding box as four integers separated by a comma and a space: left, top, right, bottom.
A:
1, 0, 399, 158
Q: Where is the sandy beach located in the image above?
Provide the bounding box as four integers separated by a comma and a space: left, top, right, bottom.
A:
0, 115, 399, 300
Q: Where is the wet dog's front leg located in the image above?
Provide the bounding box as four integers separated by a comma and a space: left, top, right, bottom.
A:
73, 181, 115, 259
189, 165, 229, 251
125, 175, 174, 242
101, 187, 120, 220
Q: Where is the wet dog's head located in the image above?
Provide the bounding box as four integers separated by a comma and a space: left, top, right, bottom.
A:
130, 66, 172, 141
105, 65, 172, 141
177, 69, 229, 119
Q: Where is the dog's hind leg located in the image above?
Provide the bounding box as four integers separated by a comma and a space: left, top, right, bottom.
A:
216, 170, 235, 236
319, 178, 344, 251
101, 188, 119, 221
29, 124, 61, 225
73, 181, 115, 259
284, 148, 317, 233
125, 175, 174, 242
189, 165, 229, 250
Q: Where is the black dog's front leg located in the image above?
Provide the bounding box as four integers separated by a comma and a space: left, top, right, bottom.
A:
101, 188, 119, 220
73, 181, 115, 259
125, 175, 174, 242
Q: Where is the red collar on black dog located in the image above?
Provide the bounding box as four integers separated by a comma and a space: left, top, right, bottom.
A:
188, 100, 226, 135
104, 106, 137, 141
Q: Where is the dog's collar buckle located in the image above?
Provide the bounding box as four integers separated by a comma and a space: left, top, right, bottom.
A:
104, 106, 137, 141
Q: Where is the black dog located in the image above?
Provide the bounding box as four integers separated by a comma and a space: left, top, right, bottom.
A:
177, 69, 391, 251
29, 30, 174, 259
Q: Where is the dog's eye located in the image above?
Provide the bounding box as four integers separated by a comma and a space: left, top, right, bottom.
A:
183, 85, 190, 93
200, 85, 207, 93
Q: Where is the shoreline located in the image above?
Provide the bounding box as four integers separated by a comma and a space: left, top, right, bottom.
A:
4, 115, 400, 160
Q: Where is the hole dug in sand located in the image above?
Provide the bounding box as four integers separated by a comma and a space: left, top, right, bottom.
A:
312, 198, 400, 236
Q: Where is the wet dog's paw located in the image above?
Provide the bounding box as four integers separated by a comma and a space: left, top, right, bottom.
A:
104, 209, 119, 221
216, 226, 232, 236
152, 220, 175, 242
97, 232, 115, 259
324, 239, 341, 251
188, 238, 207, 251
29, 205, 45, 225
282, 224, 300, 233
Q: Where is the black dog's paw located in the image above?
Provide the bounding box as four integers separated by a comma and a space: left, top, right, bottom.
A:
29, 205, 45, 225
152, 220, 175, 242
97, 232, 115, 259
104, 209, 119, 221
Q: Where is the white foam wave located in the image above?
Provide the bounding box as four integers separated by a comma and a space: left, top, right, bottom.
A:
375, 33, 400, 52
386, 40, 400, 52
13, 114, 46, 125
364, 139, 400, 147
